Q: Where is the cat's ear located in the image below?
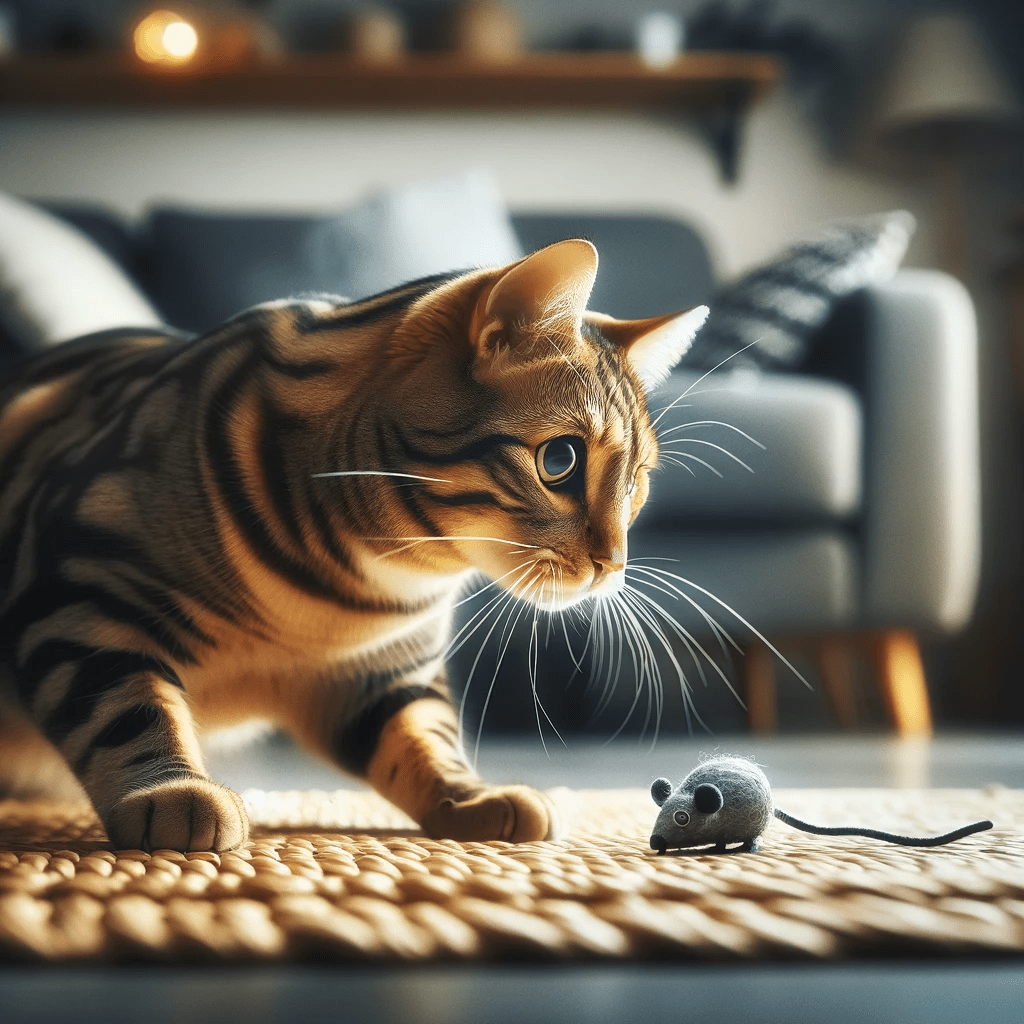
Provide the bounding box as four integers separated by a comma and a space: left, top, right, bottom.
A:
588, 306, 710, 390
473, 239, 598, 362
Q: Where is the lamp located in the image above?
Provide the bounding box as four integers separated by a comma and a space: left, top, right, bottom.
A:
132, 6, 284, 71
133, 9, 199, 67
867, 13, 1022, 277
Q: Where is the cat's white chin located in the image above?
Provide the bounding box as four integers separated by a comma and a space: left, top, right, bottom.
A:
532, 569, 625, 613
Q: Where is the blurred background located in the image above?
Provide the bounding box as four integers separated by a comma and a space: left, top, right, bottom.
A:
2, 0, 1024, 741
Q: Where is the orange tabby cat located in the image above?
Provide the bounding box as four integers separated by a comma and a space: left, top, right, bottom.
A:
0, 239, 707, 851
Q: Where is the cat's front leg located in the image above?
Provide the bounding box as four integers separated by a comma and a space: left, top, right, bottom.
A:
325, 682, 559, 842
27, 646, 247, 852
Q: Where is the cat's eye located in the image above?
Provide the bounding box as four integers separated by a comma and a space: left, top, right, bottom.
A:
536, 437, 581, 487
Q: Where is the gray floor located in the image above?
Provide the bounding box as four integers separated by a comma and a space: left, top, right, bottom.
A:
2, 962, 1024, 1024
203, 729, 1024, 792
4, 731, 1023, 1024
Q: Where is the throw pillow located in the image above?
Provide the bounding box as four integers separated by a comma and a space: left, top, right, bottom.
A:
0, 192, 164, 352
685, 210, 916, 370
306, 167, 524, 301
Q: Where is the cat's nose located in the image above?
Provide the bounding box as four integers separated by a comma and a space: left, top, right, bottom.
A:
591, 552, 625, 585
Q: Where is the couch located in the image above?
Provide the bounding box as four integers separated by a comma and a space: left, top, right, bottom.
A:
0, 185, 980, 737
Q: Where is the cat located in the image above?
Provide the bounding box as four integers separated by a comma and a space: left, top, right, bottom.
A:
0, 238, 707, 852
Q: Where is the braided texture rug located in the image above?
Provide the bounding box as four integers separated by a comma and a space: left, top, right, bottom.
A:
1, 787, 1022, 963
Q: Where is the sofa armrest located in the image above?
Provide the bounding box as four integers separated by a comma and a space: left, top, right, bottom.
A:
861, 269, 980, 632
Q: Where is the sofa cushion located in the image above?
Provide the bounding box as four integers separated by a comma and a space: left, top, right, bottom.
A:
34, 201, 141, 279
628, 528, 859, 633
687, 210, 915, 371
638, 368, 862, 525
511, 212, 714, 319
0, 192, 163, 352
144, 169, 523, 334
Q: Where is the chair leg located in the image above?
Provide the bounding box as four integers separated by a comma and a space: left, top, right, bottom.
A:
744, 642, 777, 733
871, 630, 933, 737
815, 638, 860, 729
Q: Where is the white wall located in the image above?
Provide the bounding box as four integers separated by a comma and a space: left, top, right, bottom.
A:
0, 86, 938, 278
9, 91, 1020, 619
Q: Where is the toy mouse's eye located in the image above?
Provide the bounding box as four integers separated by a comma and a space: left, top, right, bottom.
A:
536, 437, 581, 487
673, 810, 690, 828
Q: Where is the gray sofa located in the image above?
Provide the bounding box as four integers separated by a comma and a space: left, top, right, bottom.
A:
0, 198, 980, 737
516, 214, 979, 738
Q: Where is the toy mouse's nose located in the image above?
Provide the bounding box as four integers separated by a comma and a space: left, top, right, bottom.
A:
650, 834, 667, 854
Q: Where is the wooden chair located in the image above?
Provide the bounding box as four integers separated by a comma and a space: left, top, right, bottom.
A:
744, 631, 933, 736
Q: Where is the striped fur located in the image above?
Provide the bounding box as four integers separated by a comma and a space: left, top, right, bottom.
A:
0, 239, 707, 851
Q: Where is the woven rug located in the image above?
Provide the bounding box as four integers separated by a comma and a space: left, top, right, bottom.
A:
1, 786, 1022, 963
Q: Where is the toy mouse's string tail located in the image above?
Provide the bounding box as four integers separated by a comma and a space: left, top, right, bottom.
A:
773, 809, 994, 847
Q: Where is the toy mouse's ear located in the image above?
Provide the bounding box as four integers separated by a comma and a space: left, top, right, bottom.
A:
651, 778, 673, 806
693, 783, 724, 814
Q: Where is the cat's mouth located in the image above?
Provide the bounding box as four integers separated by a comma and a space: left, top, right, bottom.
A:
509, 558, 626, 613
456, 539, 626, 612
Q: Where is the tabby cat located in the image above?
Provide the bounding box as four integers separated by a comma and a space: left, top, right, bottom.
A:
0, 239, 707, 852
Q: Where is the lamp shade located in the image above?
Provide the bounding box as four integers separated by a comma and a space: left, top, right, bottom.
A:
872, 13, 1021, 152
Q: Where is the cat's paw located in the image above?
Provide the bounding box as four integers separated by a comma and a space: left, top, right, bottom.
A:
421, 784, 559, 843
104, 778, 249, 852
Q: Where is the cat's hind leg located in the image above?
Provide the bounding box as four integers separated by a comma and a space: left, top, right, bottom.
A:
0, 692, 88, 802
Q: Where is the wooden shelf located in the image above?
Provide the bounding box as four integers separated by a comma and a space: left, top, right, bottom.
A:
0, 51, 782, 179
0, 51, 780, 110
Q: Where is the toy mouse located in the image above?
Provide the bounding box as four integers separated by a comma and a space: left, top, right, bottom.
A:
649, 755, 994, 854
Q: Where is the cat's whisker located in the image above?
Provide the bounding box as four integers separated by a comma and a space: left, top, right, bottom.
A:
542, 565, 556, 647
622, 585, 714, 736
594, 596, 638, 724
626, 564, 743, 656
553, 566, 586, 675
459, 570, 532, 756
591, 597, 629, 724
632, 591, 735, 690
367, 535, 542, 562
624, 581, 745, 709
471, 570, 543, 766
651, 337, 766, 429
312, 470, 453, 483
525, 575, 560, 755
660, 438, 755, 474
618, 588, 675, 683
450, 563, 528, 612
659, 453, 715, 477
631, 562, 811, 690
600, 591, 663, 745
593, 598, 622, 712
658, 420, 766, 450
451, 572, 500, 611
445, 562, 537, 662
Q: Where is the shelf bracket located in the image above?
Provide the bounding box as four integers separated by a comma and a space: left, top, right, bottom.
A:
692, 81, 754, 184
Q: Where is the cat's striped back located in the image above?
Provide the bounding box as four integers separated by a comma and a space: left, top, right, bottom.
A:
0, 239, 707, 851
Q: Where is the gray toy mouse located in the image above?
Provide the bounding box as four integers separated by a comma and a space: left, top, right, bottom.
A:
650, 755, 994, 854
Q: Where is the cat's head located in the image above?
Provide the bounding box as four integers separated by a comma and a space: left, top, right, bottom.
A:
380, 239, 708, 611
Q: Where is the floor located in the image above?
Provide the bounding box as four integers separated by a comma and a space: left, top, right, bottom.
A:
3, 731, 1023, 1024
202, 727, 1024, 793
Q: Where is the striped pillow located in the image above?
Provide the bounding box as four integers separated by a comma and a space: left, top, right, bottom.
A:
687, 210, 915, 371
